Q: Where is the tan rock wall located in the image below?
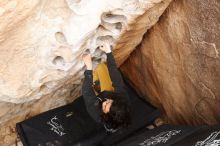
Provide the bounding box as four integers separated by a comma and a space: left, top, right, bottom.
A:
121, 0, 220, 125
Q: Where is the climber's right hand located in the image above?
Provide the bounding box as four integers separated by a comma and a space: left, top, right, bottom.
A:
99, 41, 112, 53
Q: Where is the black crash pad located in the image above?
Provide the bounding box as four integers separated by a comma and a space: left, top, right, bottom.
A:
16, 97, 103, 146
174, 125, 220, 146
16, 79, 160, 146
117, 124, 220, 146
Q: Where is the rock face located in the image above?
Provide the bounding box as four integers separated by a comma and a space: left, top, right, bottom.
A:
121, 0, 220, 125
0, 0, 171, 104
0, 0, 172, 145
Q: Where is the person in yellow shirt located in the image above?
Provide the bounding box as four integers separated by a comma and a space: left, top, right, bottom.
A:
82, 42, 131, 133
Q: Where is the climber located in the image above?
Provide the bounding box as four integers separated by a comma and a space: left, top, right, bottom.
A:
82, 42, 131, 133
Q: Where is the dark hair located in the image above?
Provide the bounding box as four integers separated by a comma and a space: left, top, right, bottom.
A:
100, 94, 131, 131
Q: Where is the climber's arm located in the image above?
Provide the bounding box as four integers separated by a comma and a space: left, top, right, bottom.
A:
99, 43, 126, 94
82, 70, 100, 121
82, 54, 101, 122
106, 52, 126, 93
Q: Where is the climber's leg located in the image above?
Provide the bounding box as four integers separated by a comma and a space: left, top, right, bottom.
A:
93, 63, 114, 92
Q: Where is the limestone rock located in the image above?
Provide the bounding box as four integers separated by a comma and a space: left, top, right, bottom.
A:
121, 0, 220, 125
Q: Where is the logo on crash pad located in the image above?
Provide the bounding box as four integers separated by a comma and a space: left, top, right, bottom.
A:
139, 130, 181, 146
195, 131, 220, 146
47, 116, 66, 136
